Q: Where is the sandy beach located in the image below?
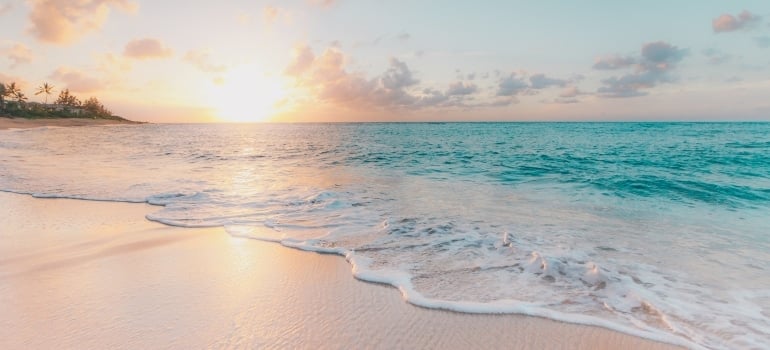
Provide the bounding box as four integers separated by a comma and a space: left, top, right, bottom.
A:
0, 116, 141, 130
0, 191, 681, 349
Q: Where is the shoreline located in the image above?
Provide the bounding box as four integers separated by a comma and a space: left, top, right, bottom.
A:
0, 191, 683, 349
0, 116, 143, 130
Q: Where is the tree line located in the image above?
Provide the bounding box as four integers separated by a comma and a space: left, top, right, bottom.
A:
1, 81, 119, 120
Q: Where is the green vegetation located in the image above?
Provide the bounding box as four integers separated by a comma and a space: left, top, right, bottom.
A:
0, 81, 130, 121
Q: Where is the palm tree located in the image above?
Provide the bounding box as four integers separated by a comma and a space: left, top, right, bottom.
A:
5, 82, 20, 98
0, 83, 6, 111
5, 83, 21, 110
15, 91, 27, 103
35, 82, 55, 106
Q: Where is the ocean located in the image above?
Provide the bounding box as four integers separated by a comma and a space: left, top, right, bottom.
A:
1, 122, 768, 349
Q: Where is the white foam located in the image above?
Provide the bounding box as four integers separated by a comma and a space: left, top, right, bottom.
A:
0, 189, 145, 203
2, 124, 769, 350
226, 232, 703, 350
146, 192, 200, 205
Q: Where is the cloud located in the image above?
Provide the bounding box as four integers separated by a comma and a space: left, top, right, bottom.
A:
415, 88, 449, 106
308, 0, 335, 8
495, 72, 571, 97
597, 41, 687, 98
559, 86, 583, 98
28, 0, 137, 45
285, 45, 402, 109
284, 45, 315, 76
446, 81, 478, 96
263, 5, 279, 21
755, 36, 770, 48
97, 53, 133, 73
702, 48, 732, 64
485, 97, 517, 107
49, 67, 104, 93
1, 42, 34, 67
123, 38, 173, 59
496, 73, 528, 96
572, 73, 586, 81
539, 85, 587, 104
262, 5, 291, 24
712, 10, 761, 33
380, 57, 419, 90
397, 33, 411, 41
640, 41, 687, 69
183, 49, 227, 73
0, 73, 27, 87
0, 3, 12, 16
597, 73, 656, 98
593, 55, 635, 70
98, 53, 132, 72
285, 45, 500, 112
529, 73, 567, 89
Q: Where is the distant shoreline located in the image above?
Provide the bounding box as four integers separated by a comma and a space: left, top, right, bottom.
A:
0, 116, 145, 130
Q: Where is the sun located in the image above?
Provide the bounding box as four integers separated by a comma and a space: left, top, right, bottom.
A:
206, 65, 287, 122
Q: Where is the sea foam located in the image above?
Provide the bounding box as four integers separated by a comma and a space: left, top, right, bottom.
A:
2, 122, 769, 349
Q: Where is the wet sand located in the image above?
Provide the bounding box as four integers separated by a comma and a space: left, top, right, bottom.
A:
0, 192, 682, 349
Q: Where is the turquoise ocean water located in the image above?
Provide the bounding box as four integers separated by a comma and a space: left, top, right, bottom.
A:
1, 123, 768, 349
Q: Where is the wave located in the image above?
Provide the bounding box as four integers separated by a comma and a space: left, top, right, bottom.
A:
2, 122, 769, 349
224, 225, 702, 349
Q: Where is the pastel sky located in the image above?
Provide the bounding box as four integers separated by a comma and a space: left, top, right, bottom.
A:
1, 1, 769, 122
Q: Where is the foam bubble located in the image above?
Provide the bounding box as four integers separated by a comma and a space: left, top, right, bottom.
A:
2, 123, 769, 350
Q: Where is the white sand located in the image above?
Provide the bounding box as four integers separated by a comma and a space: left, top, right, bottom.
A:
0, 116, 140, 130
0, 192, 682, 349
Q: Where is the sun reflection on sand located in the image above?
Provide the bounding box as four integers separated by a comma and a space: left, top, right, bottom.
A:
0, 192, 680, 349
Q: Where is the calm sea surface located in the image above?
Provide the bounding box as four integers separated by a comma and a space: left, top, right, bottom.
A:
1, 122, 768, 349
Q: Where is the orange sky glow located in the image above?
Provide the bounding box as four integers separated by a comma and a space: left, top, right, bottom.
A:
1, 1, 769, 123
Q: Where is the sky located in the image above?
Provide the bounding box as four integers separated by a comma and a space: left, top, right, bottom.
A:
1, 0, 769, 123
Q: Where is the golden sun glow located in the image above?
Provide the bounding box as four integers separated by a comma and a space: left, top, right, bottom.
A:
206, 65, 287, 122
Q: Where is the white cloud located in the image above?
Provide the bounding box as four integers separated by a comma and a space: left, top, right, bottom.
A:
28, 0, 137, 45
49, 67, 104, 93
597, 41, 688, 98
183, 49, 227, 73
529, 74, 567, 89
285, 45, 494, 111
446, 81, 478, 96
593, 55, 635, 70
308, 0, 336, 8
712, 10, 761, 33
123, 38, 173, 59
1, 42, 34, 67
496, 73, 528, 96
0, 2, 13, 16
